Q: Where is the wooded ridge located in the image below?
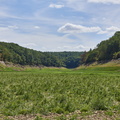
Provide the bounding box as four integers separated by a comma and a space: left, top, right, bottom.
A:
81, 31, 120, 64
0, 42, 83, 68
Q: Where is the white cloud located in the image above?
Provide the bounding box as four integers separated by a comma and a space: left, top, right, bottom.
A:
23, 43, 37, 48
0, 27, 9, 31
57, 44, 87, 51
49, 4, 64, 8
58, 23, 101, 33
74, 45, 86, 49
106, 26, 120, 31
58, 23, 120, 36
88, 0, 120, 4
34, 26, 40, 29
62, 0, 87, 11
8, 25, 18, 29
0, 39, 8, 42
98, 26, 120, 35
0, 26, 18, 33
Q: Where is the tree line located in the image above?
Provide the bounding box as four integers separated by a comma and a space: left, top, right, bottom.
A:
0, 42, 83, 68
81, 31, 120, 64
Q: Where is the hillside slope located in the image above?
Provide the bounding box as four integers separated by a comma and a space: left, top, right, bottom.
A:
0, 42, 83, 68
81, 31, 120, 64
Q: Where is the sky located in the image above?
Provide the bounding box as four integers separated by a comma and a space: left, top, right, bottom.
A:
0, 0, 120, 52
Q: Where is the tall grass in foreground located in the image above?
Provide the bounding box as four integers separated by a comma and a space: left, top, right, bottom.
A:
0, 72, 120, 116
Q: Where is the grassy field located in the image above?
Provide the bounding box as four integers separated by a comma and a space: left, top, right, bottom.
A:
0, 65, 120, 119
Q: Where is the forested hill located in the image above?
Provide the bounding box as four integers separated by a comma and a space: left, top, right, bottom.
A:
81, 31, 120, 64
0, 42, 84, 68
46, 52, 83, 68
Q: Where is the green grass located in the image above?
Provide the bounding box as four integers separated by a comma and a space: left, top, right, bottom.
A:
0, 68, 120, 117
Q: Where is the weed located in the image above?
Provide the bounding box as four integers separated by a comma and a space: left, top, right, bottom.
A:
105, 111, 114, 116
0, 70, 120, 117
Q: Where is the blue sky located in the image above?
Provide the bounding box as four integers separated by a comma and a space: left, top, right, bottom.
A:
0, 0, 120, 51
